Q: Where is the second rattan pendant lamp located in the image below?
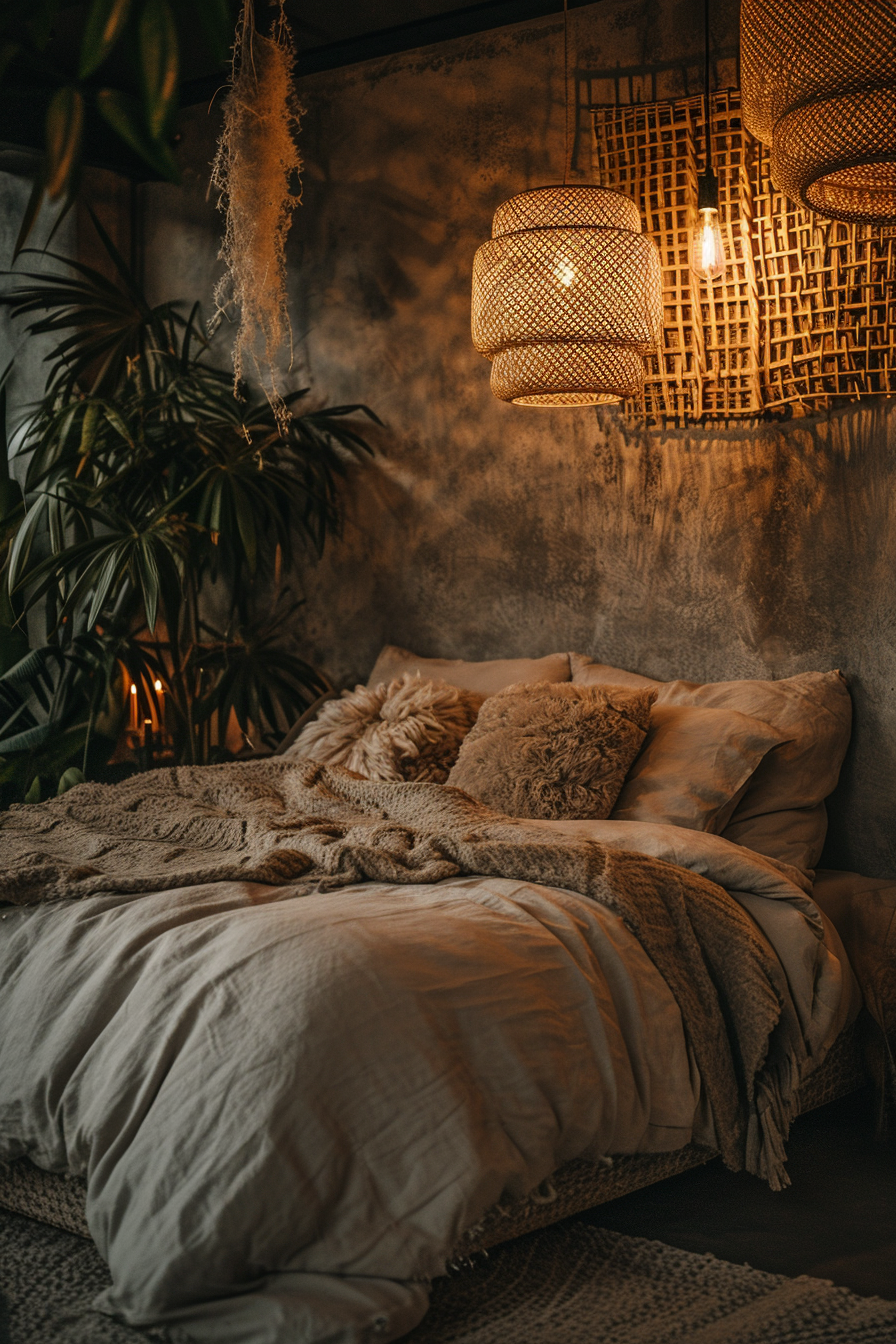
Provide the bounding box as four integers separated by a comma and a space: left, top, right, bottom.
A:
741, 0, 896, 225
470, 1, 663, 406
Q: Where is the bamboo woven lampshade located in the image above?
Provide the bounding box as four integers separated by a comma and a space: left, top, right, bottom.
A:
741, 0, 896, 225
471, 185, 663, 407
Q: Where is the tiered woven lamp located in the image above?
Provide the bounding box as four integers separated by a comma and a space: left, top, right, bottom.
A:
470, 184, 663, 407
741, 0, 896, 225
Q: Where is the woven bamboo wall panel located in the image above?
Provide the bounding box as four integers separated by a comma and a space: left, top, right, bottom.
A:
592, 90, 896, 420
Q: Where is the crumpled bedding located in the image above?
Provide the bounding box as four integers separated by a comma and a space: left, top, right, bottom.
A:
0, 767, 851, 1344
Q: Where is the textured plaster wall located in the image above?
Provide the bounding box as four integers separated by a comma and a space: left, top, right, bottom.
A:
143, 0, 896, 877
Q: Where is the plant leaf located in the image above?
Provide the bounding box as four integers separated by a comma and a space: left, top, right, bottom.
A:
57, 765, 85, 794
95, 88, 179, 182
138, 0, 178, 140
24, 775, 41, 804
78, 0, 132, 79
0, 722, 51, 754
45, 86, 84, 201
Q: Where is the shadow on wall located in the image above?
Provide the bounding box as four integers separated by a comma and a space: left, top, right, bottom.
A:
295, 102, 446, 327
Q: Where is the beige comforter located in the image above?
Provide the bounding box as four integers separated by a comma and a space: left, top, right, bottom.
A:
0, 761, 848, 1343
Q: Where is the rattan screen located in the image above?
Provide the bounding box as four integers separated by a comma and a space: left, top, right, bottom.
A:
592, 89, 896, 421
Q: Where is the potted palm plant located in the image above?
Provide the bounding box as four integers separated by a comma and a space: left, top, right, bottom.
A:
0, 213, 378, 803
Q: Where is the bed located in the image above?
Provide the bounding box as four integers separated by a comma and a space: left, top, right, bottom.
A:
0, 647, 880, 1344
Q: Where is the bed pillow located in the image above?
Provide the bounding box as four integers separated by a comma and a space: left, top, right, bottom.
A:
610, 703, 786, 833
571, 655, 852, 874
367, 644, 571, 695
282, 674, 484, 782
447, 681, 655, 820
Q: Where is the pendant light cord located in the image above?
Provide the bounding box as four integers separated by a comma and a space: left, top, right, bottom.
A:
563, 0, 569, 184
703, 0, 711, 174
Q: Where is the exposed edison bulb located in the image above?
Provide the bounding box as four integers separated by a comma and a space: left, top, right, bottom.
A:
692, 207, 725, 281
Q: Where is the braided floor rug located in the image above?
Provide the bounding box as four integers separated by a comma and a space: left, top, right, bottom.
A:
3, 1208, 896, 1344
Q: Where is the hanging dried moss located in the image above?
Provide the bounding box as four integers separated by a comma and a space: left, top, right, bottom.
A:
210, 0, 302, 430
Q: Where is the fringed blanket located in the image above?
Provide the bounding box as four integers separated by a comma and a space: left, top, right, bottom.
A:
0, 759, 800, 1189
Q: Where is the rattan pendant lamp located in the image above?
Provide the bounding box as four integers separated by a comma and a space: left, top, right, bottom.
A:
470, 1, 662, 407
741, 0, 896, 225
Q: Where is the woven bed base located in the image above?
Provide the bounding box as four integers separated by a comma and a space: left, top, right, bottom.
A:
0, 1015, 869, 1252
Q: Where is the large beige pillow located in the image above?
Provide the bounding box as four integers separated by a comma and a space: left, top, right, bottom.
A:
611, 703, 786, 833
367, 644, 571, 696
571, 655, 852, 874
283, 674, 483, 782
448, 681, 655, 820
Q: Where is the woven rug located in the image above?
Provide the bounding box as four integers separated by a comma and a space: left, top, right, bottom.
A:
3, 1209, 896, 1344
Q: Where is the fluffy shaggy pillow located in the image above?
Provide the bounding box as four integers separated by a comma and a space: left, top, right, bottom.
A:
447, 681, 655, 820
282, 674, 484, 782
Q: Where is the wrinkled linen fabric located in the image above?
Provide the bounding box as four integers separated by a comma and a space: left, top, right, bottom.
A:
0, 765, 850, 1344
0, 760, 816, 1184
0, 874, 705, 1343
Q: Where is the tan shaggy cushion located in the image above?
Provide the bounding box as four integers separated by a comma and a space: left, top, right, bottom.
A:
611, 703, 786, 833
570, 655, 851, 875
447, 681, 655, 821
282, 674, 484, 782
366, 645, 571, 696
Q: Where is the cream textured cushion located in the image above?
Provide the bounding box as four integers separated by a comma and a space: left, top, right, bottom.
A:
283, 674, 484, 782
611, 703, 786, 833
367, 645, 571, 696
448, 681, 655, 821
571, 655, 852, 874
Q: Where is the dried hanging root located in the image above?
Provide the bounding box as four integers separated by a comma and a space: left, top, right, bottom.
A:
210, 0, 303, 432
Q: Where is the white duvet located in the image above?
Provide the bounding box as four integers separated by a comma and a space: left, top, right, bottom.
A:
0, 819, 854, 1343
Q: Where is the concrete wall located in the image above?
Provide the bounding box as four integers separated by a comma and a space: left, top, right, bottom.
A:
142, 0, 896, 877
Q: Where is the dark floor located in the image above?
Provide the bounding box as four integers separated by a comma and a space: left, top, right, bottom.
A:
581, 1085, 896, 1299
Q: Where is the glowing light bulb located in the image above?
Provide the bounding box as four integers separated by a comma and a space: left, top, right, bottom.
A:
154, 679, 163, 692
691, 169, 726, 282
130, 684, 137, 695
692, 207, 725, 281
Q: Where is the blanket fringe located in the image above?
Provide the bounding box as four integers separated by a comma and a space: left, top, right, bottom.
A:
748, 1046, 801, 1192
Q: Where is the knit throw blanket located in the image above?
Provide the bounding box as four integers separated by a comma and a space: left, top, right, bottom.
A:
0, 759, 800, 1189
